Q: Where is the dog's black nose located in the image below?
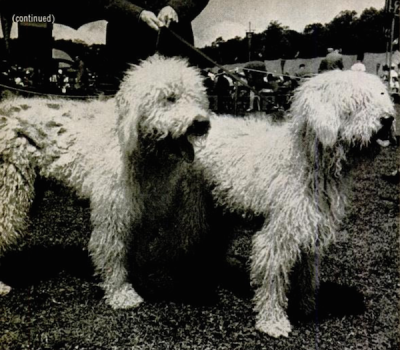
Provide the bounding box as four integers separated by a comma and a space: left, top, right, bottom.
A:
380, 116, 394, 127
187, 117, 211, 136
376, 115, 395, 145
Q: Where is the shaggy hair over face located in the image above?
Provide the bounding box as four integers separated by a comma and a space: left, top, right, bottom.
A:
0, 55, 211, 309
195, 70, 395, 338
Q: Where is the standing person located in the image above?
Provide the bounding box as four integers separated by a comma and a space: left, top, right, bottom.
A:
74, 56, 86, 90
214, 69, 231, 114
0, 0, 209, 76
105, 0, 210, 73
319, 48, 344, 72
244, 61, 267, 112
326, 48, 344, 70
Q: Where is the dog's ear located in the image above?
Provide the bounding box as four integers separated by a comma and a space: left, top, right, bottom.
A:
291, 91, 341, 148
115, 81, 140, 156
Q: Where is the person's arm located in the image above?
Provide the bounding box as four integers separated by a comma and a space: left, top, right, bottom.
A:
95, 0, 164, 30
96, 0, 209, 23
94, 0, 144, 21
166, 0, 210, 22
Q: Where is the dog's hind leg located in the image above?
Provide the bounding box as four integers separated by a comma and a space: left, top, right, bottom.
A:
88, 184, 144, 309
288, 251, 320, 319
0, 137, 37, 294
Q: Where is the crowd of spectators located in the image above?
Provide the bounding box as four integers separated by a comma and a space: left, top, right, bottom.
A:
0, 59, 98, 96
381, 64, 399, 93
203, 48, 399, 115
0, 49, 397, 110
202, 64, 305, 115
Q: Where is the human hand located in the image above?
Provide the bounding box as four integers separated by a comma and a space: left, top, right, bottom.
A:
157, 6, 179, 27
139, 10, 164, 31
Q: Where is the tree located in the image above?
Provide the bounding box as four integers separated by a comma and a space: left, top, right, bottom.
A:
197, 6, 389, 64
303, 23, 326, 36
302, 23, 327, 57
260, 21, 291, 60
326, 10, 358, 53
356, 8, 388, 53
211, 37, 225, 48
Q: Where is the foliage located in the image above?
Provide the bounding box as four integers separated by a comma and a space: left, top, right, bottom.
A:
199, 6, 398, 65
0, 6, 396, 69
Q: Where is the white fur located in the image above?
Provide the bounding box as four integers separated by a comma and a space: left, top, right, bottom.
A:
0, 55, 210, 308
196, 70, 395, 337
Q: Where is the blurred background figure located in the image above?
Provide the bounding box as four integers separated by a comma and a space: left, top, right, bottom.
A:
244, 61, 267, 112
382, 64, 399, 92
351, 52, 366, 72
319, 47, 344, 72
214, 69, 232, 113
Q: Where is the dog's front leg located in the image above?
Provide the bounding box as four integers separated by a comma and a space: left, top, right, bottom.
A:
251, 224, 297, 338
88, 187, 144, 310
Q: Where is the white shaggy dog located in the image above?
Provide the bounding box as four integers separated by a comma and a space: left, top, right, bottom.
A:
196, 70, 396, 337
0, 55, 211, 307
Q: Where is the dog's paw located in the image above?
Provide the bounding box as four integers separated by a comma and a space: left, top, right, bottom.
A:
106, 283, 144, 309
0, 281, 11, 296
255, 316, 292, 338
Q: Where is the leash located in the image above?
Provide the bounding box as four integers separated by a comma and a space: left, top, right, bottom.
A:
155, 29, 162, 53
242, 67, 317, 80
163, 27, 264, 96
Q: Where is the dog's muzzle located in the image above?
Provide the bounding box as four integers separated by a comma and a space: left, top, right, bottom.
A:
176, 116, 210, 163
376, 115, 396, 147
186, 116, 211, 137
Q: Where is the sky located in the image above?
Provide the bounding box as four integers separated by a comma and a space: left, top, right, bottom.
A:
3, 0, 386, 47
192, 0, 386, 47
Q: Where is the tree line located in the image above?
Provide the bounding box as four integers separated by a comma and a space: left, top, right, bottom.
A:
200, 7, 398, 65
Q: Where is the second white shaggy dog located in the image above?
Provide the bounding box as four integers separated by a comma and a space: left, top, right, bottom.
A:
196, 70, 395, 337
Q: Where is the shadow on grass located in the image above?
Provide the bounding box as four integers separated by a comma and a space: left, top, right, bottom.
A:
0, 244, 365, 321
288, 281, 366, 325
0, 245, 93, 288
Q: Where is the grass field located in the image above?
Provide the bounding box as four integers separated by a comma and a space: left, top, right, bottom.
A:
0, 105, 399, 350
221, 51, 400, 77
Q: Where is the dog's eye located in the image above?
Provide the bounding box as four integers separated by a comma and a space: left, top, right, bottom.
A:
166, 94, 176, 103
381, 92, 385, 95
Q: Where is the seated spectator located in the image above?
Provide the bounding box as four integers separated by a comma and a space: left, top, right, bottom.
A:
201, 69, 215, 94
382, 64, 400, 92
265, 74, 280, 93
